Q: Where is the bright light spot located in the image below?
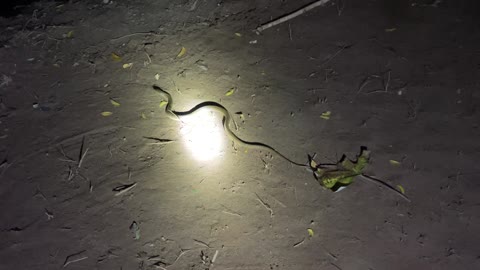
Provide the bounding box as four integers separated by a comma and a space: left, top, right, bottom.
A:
179, 109, 224, 161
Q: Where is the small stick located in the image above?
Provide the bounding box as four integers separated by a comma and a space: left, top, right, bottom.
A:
211, 250, 219, 264
256, 0, 333, 33
63, 250, 87, 267
78, 136, 85, 162
77, 148, 89, 168
271, 195, 287, 208
288, 23, 293, 41
221, 204, 243, 217
143, 136, 175, 145
383, 70, 391, 92
293, 238, 305, 247
255, 193, 274, 217
331, 263, 343, 270
45, 208, 54, 220
113, 182, 137, 196
110, 32, 167, 42
170, 249, 192, 267
144, 51, 152, 65
58, 145, 74, 162
318, 44, 352, 68
193, 239, 210, 248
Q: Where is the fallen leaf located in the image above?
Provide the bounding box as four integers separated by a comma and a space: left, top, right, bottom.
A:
159, 100, 168, 107
235, 32, 242, 37
225, 88, 236, 96
389, 160, 401, 166
310, 159, 317, 169
385, 28, 397, 32
397, 185, 405, 194
110, 99, 120, 107
66, 30, 74, 38
307, 228, 314, 237
123, 63, 133, 69
155, 73, 160, 80
101, 111, 113, 116
141, 113, 147, 119
111, 53, 121, 61
320, 111, 331, 120
177, 47, 187, 58
129, 221, 140, 240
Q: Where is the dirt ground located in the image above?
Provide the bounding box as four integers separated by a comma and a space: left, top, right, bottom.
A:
1, 0, 479, 269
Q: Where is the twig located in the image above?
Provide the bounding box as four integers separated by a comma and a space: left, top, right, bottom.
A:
288, 23, 293, 41
171, 78, 181, 94
143, 136, 175, 145
63, 250, 87, 267
384, 70, 391, 92
211, 250, 219, 264
360, 174, 411, 202
193, 239, 210, 248
220, 204, 243, 217
356, 74, 379, 94
172, 249, 190, 265
58, 145, 74, 162
364, 70, 392, 94
256, 0, 333, 33
331, 262, 343, 270
144, 51, 152, 66
78, 148, 89, 168
255, 193, 274, 217
110, 32, 167, 42
318, 43, 352, 68
293, 238, 305, 247
271, 195, 287, 208
113, 182, 137, 196
45, 208, 54, 220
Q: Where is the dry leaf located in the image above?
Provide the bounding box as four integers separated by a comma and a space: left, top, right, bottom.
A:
177, 47, 187, 58
307, 228, 314, 237
159, 101, 168, 107
101, 111, 113, 116
320, 111, 331, 120
110, 99, 120, 107
141, 113, 147, 119
225, 88, 236, 96
310, 159, 317, 168
389, 160, 401, 166
235, 33, 242, 37
397, 185, 405, 194
111, 53, 121, 61
66, 30, 74, 38
154, 73, 160, 80
123, 63, 133, 69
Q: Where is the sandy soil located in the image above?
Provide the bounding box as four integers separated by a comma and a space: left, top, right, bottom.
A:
1, 0, 479, 269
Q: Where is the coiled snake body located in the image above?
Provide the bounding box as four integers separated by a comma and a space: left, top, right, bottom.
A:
152, 85, 306, 167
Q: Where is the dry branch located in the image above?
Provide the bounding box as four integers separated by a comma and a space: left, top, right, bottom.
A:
256, 0, 333, 33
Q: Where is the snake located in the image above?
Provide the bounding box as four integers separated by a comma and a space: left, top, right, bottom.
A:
152, 85, 306, 167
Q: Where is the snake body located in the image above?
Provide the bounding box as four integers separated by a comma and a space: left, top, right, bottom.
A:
152, 85, 306, 167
